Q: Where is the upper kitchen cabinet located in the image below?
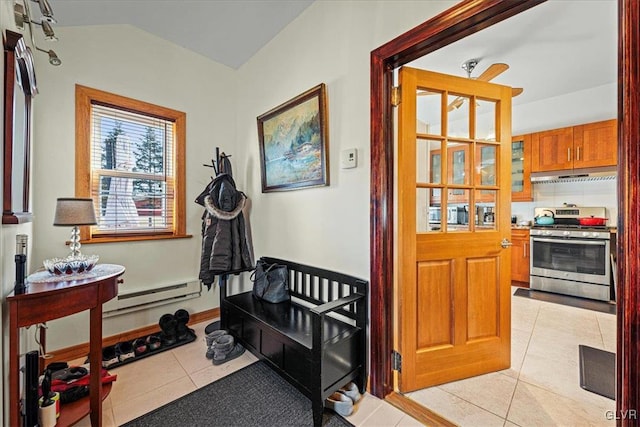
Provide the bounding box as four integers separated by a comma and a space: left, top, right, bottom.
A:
512, 134, 533, 201
531, 126, 574, 172
531, 119, 617, 172
573, 119, 618, 168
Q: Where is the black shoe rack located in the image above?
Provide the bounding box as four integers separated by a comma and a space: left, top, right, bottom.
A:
98, 330, 197, 370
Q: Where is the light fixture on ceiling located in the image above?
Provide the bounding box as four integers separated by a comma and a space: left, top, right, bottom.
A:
14, 0, 62, 66
32, 0, 56, 23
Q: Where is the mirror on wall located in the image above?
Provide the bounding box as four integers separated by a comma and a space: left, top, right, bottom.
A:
3, 30, 37, 224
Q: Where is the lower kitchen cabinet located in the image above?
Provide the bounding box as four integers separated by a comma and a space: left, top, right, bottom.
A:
511, 228, 530, 286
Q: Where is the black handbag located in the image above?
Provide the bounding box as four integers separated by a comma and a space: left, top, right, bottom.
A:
251, 260, 290, 303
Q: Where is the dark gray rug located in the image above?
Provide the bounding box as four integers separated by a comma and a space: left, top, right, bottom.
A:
120, 361, 352, 427
514, 288, 616, 314
579, 345, 615, 400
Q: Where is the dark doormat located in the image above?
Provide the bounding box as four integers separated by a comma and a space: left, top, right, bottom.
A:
120, 361, 352, 427
514, 288, 616, 315
579, 345, 615, 400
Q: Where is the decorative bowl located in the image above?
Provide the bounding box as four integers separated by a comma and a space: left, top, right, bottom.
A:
43, 255, 99, 275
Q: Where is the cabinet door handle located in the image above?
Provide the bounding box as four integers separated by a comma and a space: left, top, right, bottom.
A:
524, 242, 528, 258
576, 146, 581, 161
567, 148, 571, 162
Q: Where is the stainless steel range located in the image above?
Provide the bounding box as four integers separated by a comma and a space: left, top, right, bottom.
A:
530, 207, 612, 301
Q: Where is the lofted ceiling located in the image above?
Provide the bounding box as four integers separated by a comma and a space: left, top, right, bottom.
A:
49, 0, 315, 69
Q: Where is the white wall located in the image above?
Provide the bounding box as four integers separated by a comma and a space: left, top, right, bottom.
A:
235, 0, 456, 278
29, 24, 238, 349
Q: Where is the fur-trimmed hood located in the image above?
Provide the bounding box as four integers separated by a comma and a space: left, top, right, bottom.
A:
204, 193, 246, 220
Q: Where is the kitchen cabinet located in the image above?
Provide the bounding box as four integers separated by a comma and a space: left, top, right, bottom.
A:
511, 134, 533, 201
448, 144, 470, 203
531, 119, 617, 172
511, 228, 530, 286
428, 144, 470, 204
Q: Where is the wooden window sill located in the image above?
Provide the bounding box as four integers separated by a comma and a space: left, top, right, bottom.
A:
79, 234, 193, 244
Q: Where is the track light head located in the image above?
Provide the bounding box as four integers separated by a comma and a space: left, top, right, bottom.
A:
47, 49, 61, 66
40, 20, 58, 41
31, 0, 57, 23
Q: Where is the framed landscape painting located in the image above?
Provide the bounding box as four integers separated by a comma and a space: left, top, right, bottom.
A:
257, 83, 329, 192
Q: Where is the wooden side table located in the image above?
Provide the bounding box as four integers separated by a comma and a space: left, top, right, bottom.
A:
7, 264, 125, 427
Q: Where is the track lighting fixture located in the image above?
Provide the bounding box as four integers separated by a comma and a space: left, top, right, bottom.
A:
31, 0, 56, 24
14, 0, 62, 66
35, 47, 61, 66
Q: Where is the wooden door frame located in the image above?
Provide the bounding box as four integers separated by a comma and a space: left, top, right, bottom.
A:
369, 0, 640, 422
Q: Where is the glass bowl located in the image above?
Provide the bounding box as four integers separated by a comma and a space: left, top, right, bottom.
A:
43, 255, 99, 275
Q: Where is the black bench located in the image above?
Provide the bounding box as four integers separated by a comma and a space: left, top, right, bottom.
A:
220, 257, 368, 426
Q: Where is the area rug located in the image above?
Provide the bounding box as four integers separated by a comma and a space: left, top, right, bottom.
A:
514, 288, 616, 315
579, 345, 615, 400
121, 361, 353, 427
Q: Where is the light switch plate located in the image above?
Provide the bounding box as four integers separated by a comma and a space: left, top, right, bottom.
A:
341, 148, 357, 169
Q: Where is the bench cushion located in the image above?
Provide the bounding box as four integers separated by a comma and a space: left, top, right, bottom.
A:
225, 292, 356, 349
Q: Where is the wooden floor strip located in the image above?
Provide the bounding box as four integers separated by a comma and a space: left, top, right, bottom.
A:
385, 391, 457, 426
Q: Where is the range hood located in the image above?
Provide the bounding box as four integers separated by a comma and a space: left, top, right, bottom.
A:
531, 167, 617, 184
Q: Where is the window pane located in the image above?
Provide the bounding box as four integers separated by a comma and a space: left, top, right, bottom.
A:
417, 89, 442, 135
447, 94, 469, 139
417, 188, 442, 233
475, 191, 497, 231
476, 144, 496, 186
96, 175, 171, 232
512, 140, 524, 193
475, 100, 496, 141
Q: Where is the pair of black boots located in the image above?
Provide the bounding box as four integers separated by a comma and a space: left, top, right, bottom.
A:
159, 309, 194, 346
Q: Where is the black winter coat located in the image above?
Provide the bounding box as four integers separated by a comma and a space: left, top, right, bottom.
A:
198, 174, 254, 288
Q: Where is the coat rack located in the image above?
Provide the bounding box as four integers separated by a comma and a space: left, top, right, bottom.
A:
201, 147, 254, 335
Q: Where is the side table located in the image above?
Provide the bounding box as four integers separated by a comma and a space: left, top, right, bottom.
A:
7, 264, 125, 427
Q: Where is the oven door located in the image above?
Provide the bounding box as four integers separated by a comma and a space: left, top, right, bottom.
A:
530, 237, 610, 285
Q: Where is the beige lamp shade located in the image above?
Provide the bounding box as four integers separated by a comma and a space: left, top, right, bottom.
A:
53, 198, 97, 226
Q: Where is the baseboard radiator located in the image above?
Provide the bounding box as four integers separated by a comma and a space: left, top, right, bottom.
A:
103, 280, 202, 317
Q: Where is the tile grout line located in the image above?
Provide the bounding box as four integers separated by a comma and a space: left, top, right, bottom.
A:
504, 298, 541, 424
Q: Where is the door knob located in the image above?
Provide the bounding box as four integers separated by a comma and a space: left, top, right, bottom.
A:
501, 238, 513, 248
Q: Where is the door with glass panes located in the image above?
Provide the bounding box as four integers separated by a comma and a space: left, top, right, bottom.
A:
397, 66, 512, 391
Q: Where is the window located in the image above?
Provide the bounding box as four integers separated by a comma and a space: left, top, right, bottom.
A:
75, 85, 188, 243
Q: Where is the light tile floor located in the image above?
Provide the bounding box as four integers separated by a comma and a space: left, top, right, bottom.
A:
74, 287, 616, 427
74, 319, 422, 427
405, 287, 617, 426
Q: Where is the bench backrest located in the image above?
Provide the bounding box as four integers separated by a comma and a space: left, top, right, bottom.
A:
260, 257, 368, 323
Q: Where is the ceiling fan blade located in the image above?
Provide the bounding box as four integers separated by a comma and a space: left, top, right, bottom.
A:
476, 63, 509, 81
512, 87, 524, 97
447, 96, 465, 112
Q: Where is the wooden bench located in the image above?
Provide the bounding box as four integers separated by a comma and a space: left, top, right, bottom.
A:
220, 257, 368, 426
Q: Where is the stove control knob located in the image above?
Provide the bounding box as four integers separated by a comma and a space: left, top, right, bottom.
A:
544, 230, 553, 236
582, 232, 590, 237
563, 231, 571, 236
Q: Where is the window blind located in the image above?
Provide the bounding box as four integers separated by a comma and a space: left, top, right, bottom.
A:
90, 103, 175, 236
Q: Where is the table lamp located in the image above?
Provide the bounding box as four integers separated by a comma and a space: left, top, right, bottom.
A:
53, 198, 97, 258
44, 198, 99, 275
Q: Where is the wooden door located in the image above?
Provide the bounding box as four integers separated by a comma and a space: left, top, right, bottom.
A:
573, 119, 618, 168
531, 126, 574, 172
397, 67, 512, 391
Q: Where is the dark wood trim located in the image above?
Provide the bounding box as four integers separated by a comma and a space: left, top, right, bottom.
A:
617, 1, 640, 424
369, 0, 545, 399
3, 30, 34, 225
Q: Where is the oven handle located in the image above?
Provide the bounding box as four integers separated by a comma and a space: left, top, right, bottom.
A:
531, 237, 606, 246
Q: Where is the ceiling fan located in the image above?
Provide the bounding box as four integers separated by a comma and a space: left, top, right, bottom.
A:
417, 59, 523, 111
447, 59, 523, 111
